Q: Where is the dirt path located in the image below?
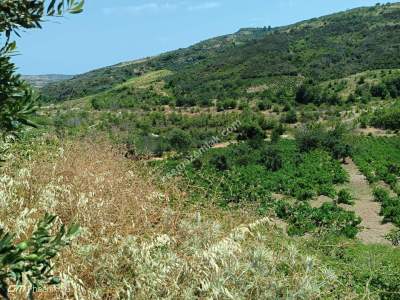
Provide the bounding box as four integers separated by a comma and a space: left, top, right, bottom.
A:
342, 159, 395, 245
354, 127, 397, 137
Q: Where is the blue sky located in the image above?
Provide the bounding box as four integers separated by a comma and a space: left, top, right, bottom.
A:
14, 0, 398, 75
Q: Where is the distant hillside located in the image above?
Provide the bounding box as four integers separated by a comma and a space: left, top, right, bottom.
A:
23, 74, 73, 88
41, 2, 400, 104
40, 27, 272, 102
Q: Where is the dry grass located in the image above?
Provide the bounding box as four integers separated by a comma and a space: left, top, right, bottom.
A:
1, 136, 356, 299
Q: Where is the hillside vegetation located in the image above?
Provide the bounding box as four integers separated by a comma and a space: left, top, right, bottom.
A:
4, 2, 400, 299
41, 2, 400, 106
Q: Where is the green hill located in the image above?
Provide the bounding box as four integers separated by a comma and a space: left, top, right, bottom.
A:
41, 2, 400, 107
40, 27, 272, 102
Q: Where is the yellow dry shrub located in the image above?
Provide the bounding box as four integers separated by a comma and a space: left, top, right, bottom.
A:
0, 136, 355, 299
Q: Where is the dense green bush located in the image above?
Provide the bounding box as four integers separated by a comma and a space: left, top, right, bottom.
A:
270, 123, 286, 143
166, 129, 192, 152
373, 187, 400, 226
259, 145, 283, 171
280, 109, 298, 124
275, 201, 361, 238
337, 189, 354, 205
295, 83, 319, 105
237, 122, 265, 148
386, 229, 400, 246
257, 100, 272, 111
210, 153, 230, 171
370, 83, 388, 98
216, 99, 237, 111
295, 123, 352, 161
230, 142, 258, 166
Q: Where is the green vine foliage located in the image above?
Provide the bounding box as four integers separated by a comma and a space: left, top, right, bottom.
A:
0, 214, 80, 300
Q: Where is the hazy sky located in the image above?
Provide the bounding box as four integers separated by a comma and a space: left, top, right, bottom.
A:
13, 0, 398, 75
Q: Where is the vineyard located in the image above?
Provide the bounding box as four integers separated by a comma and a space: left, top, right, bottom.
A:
161, 139, 362, 237
352, 136, 400, 193
163, 140, 348, 202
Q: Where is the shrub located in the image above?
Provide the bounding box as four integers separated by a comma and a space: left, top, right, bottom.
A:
216, 99, 237, 111
370, 83, 388, 99
370, 102, 400, 130
192, 159, 203, 170
280, 109, 298, 124
270, 123, 286, 143
257, 100, 272, 111
295, 123, 351, 162
166, 129, 192, 152
91, 97, 103, 110
259, 146, 283, 171
210, 153, 230, 171
337, 189, 354, 205
237, 122, 265, 149
332, 143, 352, 162
295, 189, 316, 201
260, 118, 278, 131
295, 84, 316, 104
295, 123, 326, 152
229, 142, 258, 166
385, 229, 400, 246
0, 214, 79, 299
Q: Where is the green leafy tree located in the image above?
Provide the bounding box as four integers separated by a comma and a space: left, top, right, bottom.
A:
166, 128, 192, 152
0, 214, 80, 300
237, 122, 265, 149
295, 122, 352, 162
0, 0, 84, 137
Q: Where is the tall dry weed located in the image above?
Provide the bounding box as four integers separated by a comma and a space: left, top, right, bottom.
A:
0, 136, 355, 299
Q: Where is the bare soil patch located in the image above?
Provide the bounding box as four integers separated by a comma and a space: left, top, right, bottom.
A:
342, 159, 395, 244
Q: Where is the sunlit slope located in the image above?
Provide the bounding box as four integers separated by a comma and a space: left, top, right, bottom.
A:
41, 3, 400, 105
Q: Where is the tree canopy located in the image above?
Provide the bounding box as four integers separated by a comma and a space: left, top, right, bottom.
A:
0, 0, 84, 136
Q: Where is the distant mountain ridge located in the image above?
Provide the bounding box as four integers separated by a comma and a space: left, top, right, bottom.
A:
23, 74, 74, 88
41, 2, 400, 103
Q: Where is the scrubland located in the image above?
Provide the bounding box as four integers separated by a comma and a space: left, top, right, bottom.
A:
1, 134, 376, 300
